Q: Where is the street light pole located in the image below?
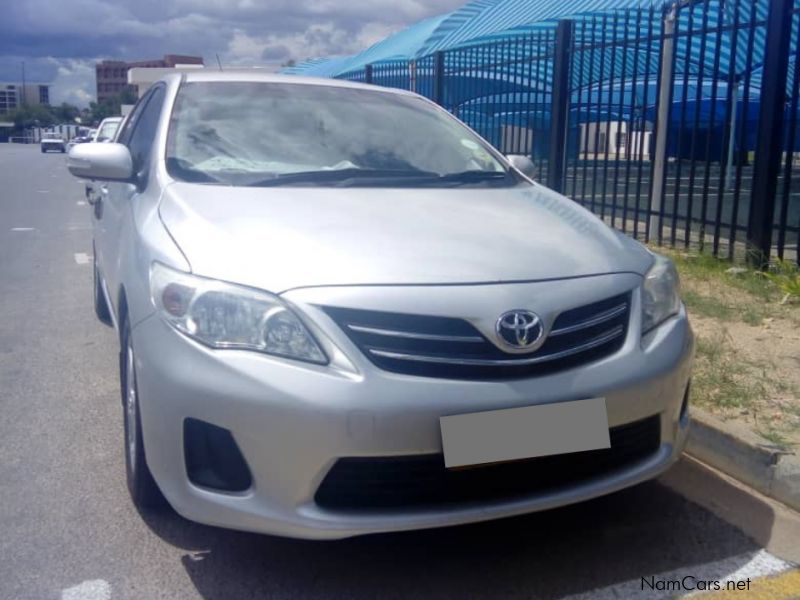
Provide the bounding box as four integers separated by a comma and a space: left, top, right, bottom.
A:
21, 61, 27, 107
648, 3, 677, 241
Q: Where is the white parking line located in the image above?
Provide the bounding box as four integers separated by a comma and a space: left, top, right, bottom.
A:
77, 201, 87, 206
36, 190, 50, 193
559, 549, 793, 600
73, 253, 90, 265
11, 227, 36, 232
61, 579, 111, 600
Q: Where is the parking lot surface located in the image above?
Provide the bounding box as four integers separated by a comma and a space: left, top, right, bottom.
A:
0, 144, 794, 600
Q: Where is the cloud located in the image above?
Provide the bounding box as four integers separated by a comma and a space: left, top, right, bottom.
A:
0, 56, 98, 106
50, 59, 98, 106
0, 0, 465, 107
260, 45, 292, 61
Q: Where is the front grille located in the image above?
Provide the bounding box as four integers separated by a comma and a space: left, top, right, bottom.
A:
322, 292, 631, 380
315, 415, 660, 510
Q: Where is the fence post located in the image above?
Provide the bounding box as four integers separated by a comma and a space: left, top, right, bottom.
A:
433, 51, 445, 105
547, 19, 574, 193
747, 0, 793, 267
364, 64, 373, 84
648, 4, 677, 242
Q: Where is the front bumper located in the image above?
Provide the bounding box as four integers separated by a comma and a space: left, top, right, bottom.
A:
132, 277, 694, 540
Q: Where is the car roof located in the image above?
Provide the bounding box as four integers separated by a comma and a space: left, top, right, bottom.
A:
166, 70, 418, 98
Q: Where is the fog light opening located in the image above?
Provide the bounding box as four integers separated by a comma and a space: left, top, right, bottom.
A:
184, 418, 252, 493
680, 381, 691, 425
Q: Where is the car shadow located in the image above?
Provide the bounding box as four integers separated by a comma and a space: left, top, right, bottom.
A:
139, 480, 762, 600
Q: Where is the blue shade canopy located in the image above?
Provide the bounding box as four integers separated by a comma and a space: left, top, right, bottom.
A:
283, 0, 796, 149
284, 0, 775, 82
285, 0, 663, 77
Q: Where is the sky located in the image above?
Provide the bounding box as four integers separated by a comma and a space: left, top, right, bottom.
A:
0, 0, 465, 108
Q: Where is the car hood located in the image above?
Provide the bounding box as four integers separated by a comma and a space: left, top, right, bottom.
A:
159, 181, 652, 293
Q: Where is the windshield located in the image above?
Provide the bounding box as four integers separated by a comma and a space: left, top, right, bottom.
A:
166, 82, 517, 188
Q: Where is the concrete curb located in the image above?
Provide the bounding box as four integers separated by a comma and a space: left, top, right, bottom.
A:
685, 408, 800, 513
660, 455, 800, 564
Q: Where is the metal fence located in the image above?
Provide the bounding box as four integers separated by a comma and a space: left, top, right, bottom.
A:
336, 0, 800, 264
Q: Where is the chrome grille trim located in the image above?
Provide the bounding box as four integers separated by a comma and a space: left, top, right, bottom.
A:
347, 324, 484, 343
549, 302, 628, 337
322, 291, 632, 380
367, 325, 624, 367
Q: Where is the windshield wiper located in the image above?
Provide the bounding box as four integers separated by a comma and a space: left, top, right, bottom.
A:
430, 170, 511, 185
246, 168, 439, 187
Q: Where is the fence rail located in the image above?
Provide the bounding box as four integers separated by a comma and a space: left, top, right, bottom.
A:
335, 0, 800, 264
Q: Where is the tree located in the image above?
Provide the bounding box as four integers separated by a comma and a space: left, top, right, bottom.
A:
119, 87, 138, 104
52, 102, 80, 123
84, 87, 139, 126
1, 87, 137, 132
3, 104, 57, 130
1, 100, 85, 133
85, 100, 115, 125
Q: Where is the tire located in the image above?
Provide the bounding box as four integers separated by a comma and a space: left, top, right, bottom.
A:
121, 316, 166, 509
93, 254, 113, 326
41, 148, 45, 153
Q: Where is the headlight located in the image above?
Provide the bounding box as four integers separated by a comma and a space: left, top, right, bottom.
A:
641, 253, 681, 334
150, 262, 327, 364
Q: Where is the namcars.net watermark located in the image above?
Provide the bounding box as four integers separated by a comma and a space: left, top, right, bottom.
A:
642, 576, 752, 593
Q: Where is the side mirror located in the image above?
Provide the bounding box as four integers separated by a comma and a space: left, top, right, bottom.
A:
68, 143, 133, 182
506, 154, 537, 179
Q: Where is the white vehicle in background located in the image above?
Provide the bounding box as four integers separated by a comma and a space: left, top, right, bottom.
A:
93, 117, 123, 142
40, 133, 66, 153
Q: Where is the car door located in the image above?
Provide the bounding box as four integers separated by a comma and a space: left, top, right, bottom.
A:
94, 85, 166, 319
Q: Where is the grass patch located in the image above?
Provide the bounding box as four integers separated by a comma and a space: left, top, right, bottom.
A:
762, 258, 800, 304
652, 246, 800, 328
757, 428, 790, 449
680, 290, 734, 321
650, 247, 800, 448
693, 330, 761, 410
741, 306, 767, 326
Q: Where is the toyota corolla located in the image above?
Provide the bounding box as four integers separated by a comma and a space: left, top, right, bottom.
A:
67, 72, 693, 539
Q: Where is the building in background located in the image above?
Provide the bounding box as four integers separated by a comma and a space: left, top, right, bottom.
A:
127, 62, 207, 100
95, 55, 204, 102
0, 83, 50, 115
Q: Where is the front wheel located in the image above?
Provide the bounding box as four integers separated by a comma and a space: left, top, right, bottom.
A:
121, 317, 166, 509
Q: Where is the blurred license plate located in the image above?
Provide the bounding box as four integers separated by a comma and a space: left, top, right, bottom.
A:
440, 398, 610, 469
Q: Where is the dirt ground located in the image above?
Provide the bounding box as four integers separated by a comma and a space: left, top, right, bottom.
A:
689, 315, 800, 448
658, 248, 800, 449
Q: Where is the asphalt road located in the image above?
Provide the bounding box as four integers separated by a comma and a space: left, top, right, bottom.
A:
0, 143, 789, 600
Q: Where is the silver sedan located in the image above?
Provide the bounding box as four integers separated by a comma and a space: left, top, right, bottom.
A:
67, 71, 693, 540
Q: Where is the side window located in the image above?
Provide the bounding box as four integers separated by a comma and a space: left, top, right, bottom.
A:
116, 89, 153, 147
122, 86, 166, 183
